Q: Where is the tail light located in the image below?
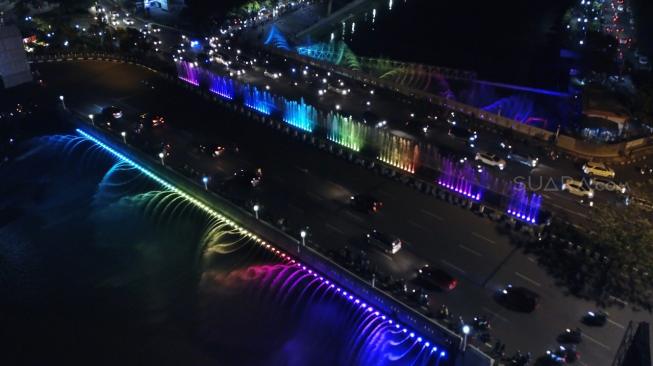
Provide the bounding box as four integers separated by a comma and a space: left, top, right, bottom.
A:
448, 280, 458, 290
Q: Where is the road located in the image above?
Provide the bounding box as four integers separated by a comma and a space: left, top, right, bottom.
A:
33, 60, 653, 365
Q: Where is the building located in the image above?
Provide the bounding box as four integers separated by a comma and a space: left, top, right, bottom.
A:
0, 25, 32, 88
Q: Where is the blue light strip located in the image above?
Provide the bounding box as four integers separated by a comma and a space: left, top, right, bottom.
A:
76, 128, 448, 359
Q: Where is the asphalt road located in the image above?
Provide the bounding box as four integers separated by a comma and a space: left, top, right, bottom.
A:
34, 60, 652, 365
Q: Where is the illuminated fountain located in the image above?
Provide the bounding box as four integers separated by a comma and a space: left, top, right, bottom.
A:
242, 85, 277, 115
507, 183, 541, 224
437, 158, 482, 201
377, 132, 418, 173
176, 61, 200, 86
208, 71, 235, 100
282, 98, 318, 132
76, 128, 453, 364
326, 112, 369, 151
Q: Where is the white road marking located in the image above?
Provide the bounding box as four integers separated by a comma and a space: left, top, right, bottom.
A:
609, 295, 629, 306
408, 220, 427, 231
472, 232, 496, 245
582, 333, 611, 351
527, 256, 537, 263
440, 259, 466, 274
481, 307, 509, 322
420, 209, 444, 221
608, 319, 625, 330
459, 244, 481, 257
325, 223, 345, 235
515, 272, 542, 287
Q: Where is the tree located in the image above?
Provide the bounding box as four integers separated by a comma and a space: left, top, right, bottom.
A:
589, 206, 653, 306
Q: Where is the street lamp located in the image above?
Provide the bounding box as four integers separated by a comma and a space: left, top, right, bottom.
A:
461, 325, 470, 352
253, 204, 259, 219
202, 176, 209, 190
300, 230, 306, 246
120, 131, 126, 143
158, 152, 165, 166
59, 95, 66, 109
88, 114, 94, 125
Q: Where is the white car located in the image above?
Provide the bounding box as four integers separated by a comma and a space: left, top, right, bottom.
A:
562, 178, 594, 198
475, 152, 506, 170
263, 70, 280, 79
582, 162, 615, 178
589, 177, 626, 194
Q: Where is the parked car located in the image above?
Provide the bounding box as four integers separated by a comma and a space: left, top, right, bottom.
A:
582, 161, 615, 178
417, 265, 457, 291
475, 151, 506, 170
562, 178, 594, 198
365, 229, 402, 255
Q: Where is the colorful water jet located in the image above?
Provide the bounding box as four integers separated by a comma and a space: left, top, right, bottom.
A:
326, 112, 368, 151
177, 61, 200, 86
377, 132, 418, 173
282, 98, 318, 132
208, 71, 235, 100
507, 183, 541, 224
242, 85, 277, 115
437, 158, 483, 201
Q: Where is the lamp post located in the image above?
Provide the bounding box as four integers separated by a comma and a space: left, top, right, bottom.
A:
158, 152, 165, 166
461, 325, 470, 352
59, 95, 66, 109
120, 131, 126, 143
300, 230, 306, 246
88, 114, 94, 125
202, 176, 209, 190
253, 204, 259, 219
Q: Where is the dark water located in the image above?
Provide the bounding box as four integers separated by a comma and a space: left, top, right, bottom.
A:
0, 131, 446, 366
335, 0, 573, 88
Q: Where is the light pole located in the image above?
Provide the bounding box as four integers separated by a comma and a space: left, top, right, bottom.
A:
120, 131, 126, 143
300, 230, 306, 247
59, 95, 66, 109
253, 204, 259, 219
158, 152, 165, 166
461, 325, 470, 352
202, 176, 209, 190
88, 114, 94, 125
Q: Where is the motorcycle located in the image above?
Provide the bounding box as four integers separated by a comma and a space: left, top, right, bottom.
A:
545, 345, 579, 364
582, 310, 608, 326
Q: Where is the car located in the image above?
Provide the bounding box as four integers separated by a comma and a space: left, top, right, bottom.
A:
417, 265, 457, 291
227, 62, 247, 76
499, 142, 539, 167
498, 285, 539, 312
102, 106, 123, 119
233, 169, 262, 187
197, 143, 225, 158
263, 70, 280, 79
625, 196, 653, 212
366, 229, 402, 254
448, 126, 478, 146
582, 161, 615, 178
475, 152, 506, 170
328, 83, 350, 96
123, 18, 134, 25
589, 177, 626, 194
562, 178, 594, 198
350, 194, 382, 213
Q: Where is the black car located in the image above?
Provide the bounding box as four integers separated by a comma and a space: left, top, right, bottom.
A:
350, 194, 382, 213
499, 141, 539, 168
233, 169, 262, 187
102, 106, 123, 120
448, 125, 478, 146
498, 285, 539, 312
416, 265, 457, 291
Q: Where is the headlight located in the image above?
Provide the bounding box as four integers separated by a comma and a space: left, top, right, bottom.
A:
588, 191, 594, 198
532, 159, 538, 167
499, 164, 505, 170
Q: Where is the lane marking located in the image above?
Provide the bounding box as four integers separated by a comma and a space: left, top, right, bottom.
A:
440, 259, 466, 274
609, 295, 629, 306
608, 319, 625, 330
459, 244, 482, 257
515, 272, 542, 287
527, 256, 537, 263
472, 232, 496, 245
581, 333, 611, 351
408, 220, 427, 231
325, 223, 345, 235
420, 209, 444, 222
481, 307, 509, 322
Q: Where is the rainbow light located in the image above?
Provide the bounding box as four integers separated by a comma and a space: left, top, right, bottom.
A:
76, 128, 449, 359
